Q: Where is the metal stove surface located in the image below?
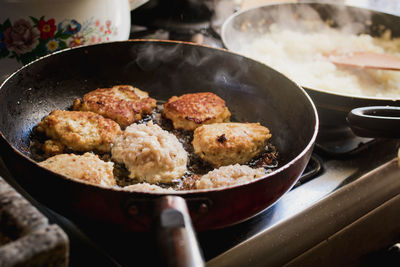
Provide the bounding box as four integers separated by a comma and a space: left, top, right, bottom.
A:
1, 137, 399, 266
207, 138, 400, 266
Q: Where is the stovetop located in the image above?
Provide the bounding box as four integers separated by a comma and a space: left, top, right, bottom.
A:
1, 136, 399, 266
207, 138, 400, 266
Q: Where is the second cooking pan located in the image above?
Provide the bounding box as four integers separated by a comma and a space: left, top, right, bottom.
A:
0, 40, 318, 265
222, 2, 400, 138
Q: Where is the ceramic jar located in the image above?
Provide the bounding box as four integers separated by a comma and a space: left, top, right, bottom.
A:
0, 0, 136, 81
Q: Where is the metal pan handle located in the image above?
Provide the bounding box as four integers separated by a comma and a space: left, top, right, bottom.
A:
347, 106, 400, 138
154, 195, 205, 267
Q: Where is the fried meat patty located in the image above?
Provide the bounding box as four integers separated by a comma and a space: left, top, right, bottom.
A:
123, 183, 175, 193
37, 110, 121, 153
163, 92, 231, 131
73, 85, 156, 128
195, 164, 265, 189
192, 122, 271, 167
111, 121, 188, 183
38, 153, 116, 187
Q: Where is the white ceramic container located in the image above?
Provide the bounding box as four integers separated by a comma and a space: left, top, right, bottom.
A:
0, 0, 137, 81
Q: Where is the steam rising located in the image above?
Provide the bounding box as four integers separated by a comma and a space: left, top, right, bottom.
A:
132, 40, 254, 95
128, 39, 271, 127
224, 4, 377, 48
223, 3, 400, 99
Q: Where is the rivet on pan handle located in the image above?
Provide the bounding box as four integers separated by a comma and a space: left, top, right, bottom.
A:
347, 106, 400, 138
154, 195, 205, 267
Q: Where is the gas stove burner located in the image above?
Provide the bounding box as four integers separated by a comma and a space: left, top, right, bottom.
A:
152, 19, 211, 34
316, 125, 374, 157
129, 26, 223, 48
293, 154, 323, 187
130, 0, 236, 47
131, 0, 214, 34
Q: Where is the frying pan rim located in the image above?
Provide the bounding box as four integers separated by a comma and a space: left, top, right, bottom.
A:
0, 39, 319, 195
221, 1, 400, 102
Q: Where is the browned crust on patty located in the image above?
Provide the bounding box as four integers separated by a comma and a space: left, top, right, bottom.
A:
163, 92, 231, 131
38, 153, 116, 187
192, 122, 271, 167
37, 110, 122, 153
73, 85, 156, 128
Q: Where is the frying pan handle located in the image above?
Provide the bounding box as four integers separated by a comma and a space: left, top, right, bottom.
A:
154, 195, 205, 267
347, 106, 400, 138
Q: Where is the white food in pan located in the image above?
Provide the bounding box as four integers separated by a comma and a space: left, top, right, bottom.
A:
195, 164, 266, 189
111, 121, 188, 183
123, 183, 175, 193
237, 24, 400, 99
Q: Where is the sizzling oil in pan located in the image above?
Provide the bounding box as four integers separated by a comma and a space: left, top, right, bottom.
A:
29, 102, 279, 191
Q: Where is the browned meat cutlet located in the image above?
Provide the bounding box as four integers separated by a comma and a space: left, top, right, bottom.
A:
192, 122, 271, 167
73, 85, 157, 128
38, 153, 116, 187
163, 92, 231, 131
36, 110, 122, 153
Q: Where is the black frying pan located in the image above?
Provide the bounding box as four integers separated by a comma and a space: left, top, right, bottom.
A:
222, 2, 400, 139
0, 40, 318, 265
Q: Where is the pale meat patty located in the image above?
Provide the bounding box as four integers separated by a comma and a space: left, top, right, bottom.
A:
192, 122, 272, 167
38, 153, 116, 187
37, 110, 122, 153
111, 121, 188, 184
123, 183, 175, 193
163, 92, 231, 131
73, 85, 157, 128
195, 164, 266, 189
